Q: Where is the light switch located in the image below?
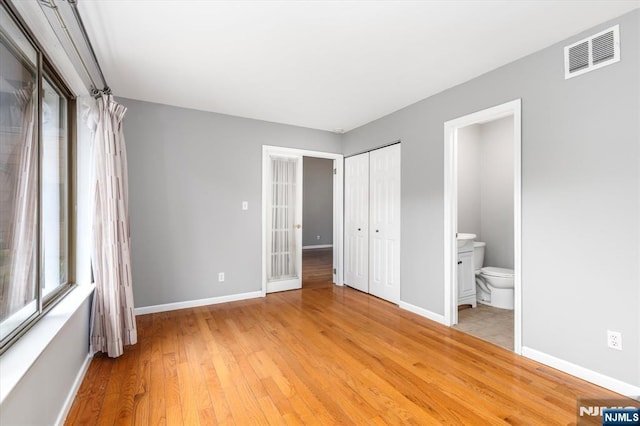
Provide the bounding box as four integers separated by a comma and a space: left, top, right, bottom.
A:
242, 201, 248, 210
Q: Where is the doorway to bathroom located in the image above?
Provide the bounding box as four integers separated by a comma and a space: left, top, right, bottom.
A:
443, 100, 522, 354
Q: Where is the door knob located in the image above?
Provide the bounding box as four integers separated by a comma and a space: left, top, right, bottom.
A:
296, 224, 301, 229
375, 229, 379, 233
358, 228, 361, 231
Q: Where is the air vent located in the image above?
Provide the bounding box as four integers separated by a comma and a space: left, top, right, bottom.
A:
564, 25, 620, 79
568, 41, 589, 73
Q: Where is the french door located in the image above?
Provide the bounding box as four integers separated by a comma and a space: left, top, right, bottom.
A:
266, 154, 303, 293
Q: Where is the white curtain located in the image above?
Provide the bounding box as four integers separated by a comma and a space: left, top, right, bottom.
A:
89, 95, 137, 358
1, 85, 37, 318
268, 157, 298, 280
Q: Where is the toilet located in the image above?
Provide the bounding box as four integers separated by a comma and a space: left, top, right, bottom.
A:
473, 242, 514, 310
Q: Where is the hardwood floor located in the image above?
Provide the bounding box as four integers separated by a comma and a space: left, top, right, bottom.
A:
302, 248, 333, 289
66, 251, 627, 425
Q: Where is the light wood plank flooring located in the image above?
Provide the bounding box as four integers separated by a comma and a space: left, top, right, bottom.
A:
66, 250, 626, 425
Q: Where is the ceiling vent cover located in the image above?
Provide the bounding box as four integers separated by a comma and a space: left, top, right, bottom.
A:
564, 25, 620, 79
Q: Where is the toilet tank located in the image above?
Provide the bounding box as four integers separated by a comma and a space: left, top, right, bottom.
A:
473, 242, 486, 270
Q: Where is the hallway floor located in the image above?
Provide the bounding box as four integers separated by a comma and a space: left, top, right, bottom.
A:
302, 248, 333, 289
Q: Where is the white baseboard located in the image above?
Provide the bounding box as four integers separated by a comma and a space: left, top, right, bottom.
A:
134, 291, 263, 315
302, 244, 333, 249
521, 346, 640, 397
55, 351, 93, 426
399, 301, 447, 325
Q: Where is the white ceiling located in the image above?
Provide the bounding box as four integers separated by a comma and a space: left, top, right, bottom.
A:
78, 1, 639, 132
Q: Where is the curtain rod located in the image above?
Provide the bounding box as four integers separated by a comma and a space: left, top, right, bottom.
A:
38, 0, 110, 98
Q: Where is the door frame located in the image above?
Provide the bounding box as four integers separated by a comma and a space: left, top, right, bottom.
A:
443, 99, 522, 354
262, 145, 344, 296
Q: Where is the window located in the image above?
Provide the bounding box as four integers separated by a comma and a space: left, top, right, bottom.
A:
0, 2, 75, 352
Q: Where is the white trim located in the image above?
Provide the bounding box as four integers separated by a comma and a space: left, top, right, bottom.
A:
512, 102, 523, 354
443, 123, 456, 327
333, 158, 344, 287
133, 291, 263, 315
266, 280, 300, 293
55, 352, 93, 426
302, 244, 333, 249
443, 99, 522, 354
399, 301, 447, 326
262, 145, 344, 296
522, 346, 640, 397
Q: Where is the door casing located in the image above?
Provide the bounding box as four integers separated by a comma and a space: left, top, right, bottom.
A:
443, 99, 522, 354
262, 145, 344, 295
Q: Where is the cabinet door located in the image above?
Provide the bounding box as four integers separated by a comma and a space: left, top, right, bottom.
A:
458, 250, 475, 299
344, 153, 369, 292
369, 144, 401, 303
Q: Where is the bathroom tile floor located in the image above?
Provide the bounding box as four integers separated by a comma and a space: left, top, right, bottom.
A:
454, 304, 514, 350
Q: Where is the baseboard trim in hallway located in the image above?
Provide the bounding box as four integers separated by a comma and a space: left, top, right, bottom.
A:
302, 244, 333, 249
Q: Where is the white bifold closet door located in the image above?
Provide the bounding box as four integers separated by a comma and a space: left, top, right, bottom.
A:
369, 144, 401, 302
344, 144, 401, 304
344, 152, 369, 292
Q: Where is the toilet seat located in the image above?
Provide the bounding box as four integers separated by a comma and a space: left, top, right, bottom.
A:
480, 267, 513, 278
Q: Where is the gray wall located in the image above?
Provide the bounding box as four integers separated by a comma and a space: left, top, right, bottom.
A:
457, 117, 514, 268
302, 156, 333, 247
120, 98, 341, 308
458, 117, 514, 269
456, 125, 481, 238
479, 117, 514, 269
342, 10, 639, 387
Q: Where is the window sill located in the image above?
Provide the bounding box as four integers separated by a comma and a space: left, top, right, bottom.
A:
0, 283, 95, 404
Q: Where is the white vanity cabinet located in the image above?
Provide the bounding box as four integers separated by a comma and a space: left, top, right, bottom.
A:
457, 248, 477, 307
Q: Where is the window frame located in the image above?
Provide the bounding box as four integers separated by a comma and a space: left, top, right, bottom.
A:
0, 0, 77, 354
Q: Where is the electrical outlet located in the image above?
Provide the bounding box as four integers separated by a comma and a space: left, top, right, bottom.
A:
607, 330, 622, 350
316, 235, 321, 240
242, 201, 248, 210
218, 272, 225, 283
